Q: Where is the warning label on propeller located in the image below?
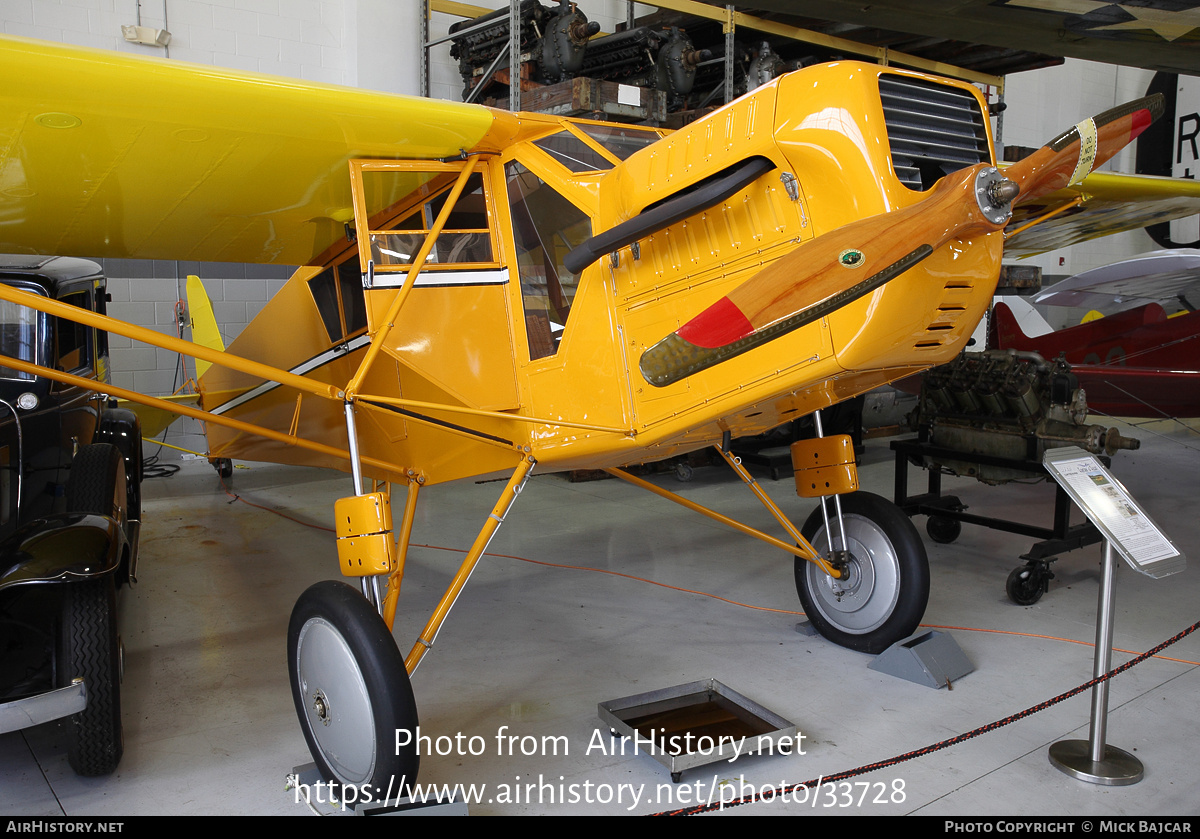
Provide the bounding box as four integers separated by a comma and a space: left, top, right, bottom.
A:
1069, 117, 1099, 186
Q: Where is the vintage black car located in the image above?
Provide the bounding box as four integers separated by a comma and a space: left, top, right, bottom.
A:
0, 255, 142, 776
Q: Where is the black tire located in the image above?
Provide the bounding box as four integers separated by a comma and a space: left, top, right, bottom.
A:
127, 443, 142, 523
69, 443, 134, 588
926, 515, 961, 544
795, 492, 930, 654
57, 577, 123, 776
1007, 565, 1046, 606
96, 415, 143, 523
288, 581, 419, 800
68, 444, 127, 524
119, 431, 143, 524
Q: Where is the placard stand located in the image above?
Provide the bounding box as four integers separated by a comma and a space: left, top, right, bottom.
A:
1041, 447, 1185, 786
1047, 541, 1143, 785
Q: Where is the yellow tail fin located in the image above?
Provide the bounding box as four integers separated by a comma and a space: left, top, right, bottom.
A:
185, 275, 224, 379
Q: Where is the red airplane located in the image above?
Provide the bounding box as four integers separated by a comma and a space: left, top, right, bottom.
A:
989, 250, 1200, 418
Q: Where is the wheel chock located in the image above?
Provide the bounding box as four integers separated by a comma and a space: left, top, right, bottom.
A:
867, 630, 974, 689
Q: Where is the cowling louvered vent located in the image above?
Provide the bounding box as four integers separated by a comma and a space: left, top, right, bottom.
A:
880, 75, 990, 191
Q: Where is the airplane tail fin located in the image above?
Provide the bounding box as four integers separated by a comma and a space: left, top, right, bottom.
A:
988, 297, 1052, 350
185, 274, 223, 380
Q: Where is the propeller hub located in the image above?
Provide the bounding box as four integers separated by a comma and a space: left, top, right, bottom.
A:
974, 167, 1016, 226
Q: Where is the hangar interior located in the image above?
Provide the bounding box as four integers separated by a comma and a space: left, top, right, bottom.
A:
2, 421, 1198, 815
1, 0, 1199, 818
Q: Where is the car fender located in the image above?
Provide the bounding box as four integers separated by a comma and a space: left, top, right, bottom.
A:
0, 513, 127, 594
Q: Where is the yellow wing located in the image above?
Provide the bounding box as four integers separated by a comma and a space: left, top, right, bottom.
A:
0, 35, 516, 266
1004, 170, 1200, 256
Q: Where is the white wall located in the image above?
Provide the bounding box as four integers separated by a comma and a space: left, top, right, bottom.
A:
3, 0, 428, 404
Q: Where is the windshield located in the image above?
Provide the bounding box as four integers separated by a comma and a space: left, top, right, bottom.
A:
0, 289, 45, 382
575, 123, 661, 160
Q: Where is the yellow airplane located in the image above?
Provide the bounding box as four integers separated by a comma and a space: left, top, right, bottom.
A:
1, 34, 1194, 796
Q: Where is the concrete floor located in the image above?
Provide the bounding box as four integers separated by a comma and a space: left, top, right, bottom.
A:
2, 418, 1198, 816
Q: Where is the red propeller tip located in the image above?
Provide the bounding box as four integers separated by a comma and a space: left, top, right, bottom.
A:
676, 296, 754, 350
1130, 106, 1155, 142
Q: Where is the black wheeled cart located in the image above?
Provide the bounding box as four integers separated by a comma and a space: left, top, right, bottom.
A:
890, 435, 1106, 605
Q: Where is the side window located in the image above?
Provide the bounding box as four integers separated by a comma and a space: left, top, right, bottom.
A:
505, 161, 592, 361
55, 290, 93, 372
308, 258, 368, 345
0, 296, 43, 381
371, 173, 494, 268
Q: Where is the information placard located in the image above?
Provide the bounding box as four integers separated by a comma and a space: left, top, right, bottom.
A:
1043, 447, 1185, 579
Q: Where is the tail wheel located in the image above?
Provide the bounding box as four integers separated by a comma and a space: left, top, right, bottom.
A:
57, 577, 123, 776
795, 491, 930, 655
288, 581, 419, 799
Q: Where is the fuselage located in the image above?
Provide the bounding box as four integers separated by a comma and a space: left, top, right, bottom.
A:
203, 62, 1004, 485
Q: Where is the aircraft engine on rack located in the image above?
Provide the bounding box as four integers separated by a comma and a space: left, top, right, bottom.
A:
580, 26, 709, 109
449, 0, 600, 100
912, 350, 1140, 484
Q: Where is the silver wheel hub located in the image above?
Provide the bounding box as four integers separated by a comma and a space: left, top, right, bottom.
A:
807, 514, 901, 635
829, 556, 863, 598
312, 689, 331, 726
295, 617, 376, 785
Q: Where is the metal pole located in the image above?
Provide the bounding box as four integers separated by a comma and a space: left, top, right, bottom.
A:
813, 410, 848, 552
420, 0, 429, 98
344, 401, 381, 610
724, 5, 735, 105
1048, 540, 1144, 785
1089, 540, 1117, 762
508, 0, 521, 111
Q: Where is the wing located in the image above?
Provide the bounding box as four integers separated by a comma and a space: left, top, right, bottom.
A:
1031, 249, 1200, 308
0, 35, 515, 266
1003, 171, 1200, 257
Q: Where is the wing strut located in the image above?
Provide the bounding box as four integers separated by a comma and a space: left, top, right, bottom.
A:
404, 454, 536, 675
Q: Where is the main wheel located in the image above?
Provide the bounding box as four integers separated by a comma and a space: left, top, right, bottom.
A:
795, 492, 930, 654
288, 581, 419, 800
57, 577, 123, 776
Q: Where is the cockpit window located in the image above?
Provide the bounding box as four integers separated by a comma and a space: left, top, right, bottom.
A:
533, 131, 615, 173
307, 258, 368, 345
505, 161, 592, 361
370, 172, 494, 268
575, 123, 660, 160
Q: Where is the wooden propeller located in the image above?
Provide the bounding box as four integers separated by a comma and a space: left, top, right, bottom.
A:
639, 95, 1163, 388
